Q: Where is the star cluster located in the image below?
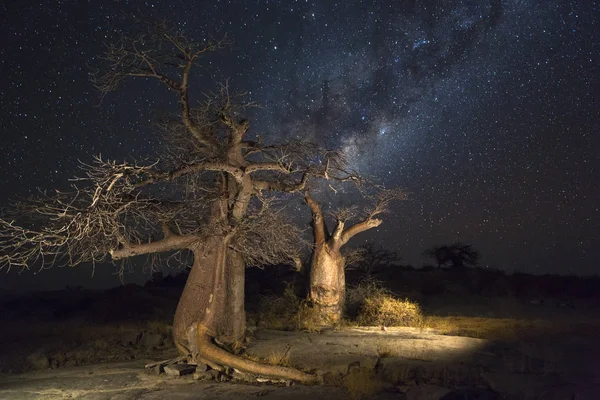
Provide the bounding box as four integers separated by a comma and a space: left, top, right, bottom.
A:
1, 0, 598, 289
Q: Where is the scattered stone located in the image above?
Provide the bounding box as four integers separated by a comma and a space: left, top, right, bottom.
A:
406, 384, 451, 400
144, 356, 187, 372
231, 370, 257, 382
27, 352, 49, 370
192, 370, 213, 381
195, 363, 209, 372
218, 372, 231, 382
208, 369, 222, 380
164, 363, 196, 377
149, 364, 164, 375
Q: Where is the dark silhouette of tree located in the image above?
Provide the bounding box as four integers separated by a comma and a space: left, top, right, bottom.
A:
345, 242, 402, 281
424, 242, 480, 269
0, 21, 356, 383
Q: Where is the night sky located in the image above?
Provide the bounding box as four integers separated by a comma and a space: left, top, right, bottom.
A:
1, 1, 599, 291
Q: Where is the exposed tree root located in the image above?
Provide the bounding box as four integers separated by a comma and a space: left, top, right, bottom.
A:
145, 355, 187, 371
196, 325, 319, 385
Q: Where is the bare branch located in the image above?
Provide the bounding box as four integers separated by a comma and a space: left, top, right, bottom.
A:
229, 197, 307, 266
339, 218, 382, 246
0, 156, 204, 271
110, 233, 198, 260
304, 192, 326, 245
91, 20, 231, 150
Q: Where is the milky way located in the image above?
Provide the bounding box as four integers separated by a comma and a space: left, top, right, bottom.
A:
1, 1, 598, 290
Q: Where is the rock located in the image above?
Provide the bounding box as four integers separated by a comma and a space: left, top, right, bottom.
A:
150, 364, 164, 375
246, 328, 492, 377
27, 352, 49, 370
195, 363, 209, 372
406, 384, 451, 400
218, 373, 231, 382
231, 370, 255, 382
207, 369, 222, 380
140, 332, 163, 348
193, 371, 213, 381
193, 370, 213, 380
164, 363, 196, 377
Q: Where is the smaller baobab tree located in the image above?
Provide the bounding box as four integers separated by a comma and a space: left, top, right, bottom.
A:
424, 242, 480, 269
304, 188, 406, 324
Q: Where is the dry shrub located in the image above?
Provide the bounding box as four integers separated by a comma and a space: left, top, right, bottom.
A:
342, 368, 384, 400
347, 280, 423, 327
345, 279, 390, 320
255, 285, 334, 332
357, 294, 423, 327
294, 300, 325, 332
266, 348, 292, 367
255, 285, 301, 330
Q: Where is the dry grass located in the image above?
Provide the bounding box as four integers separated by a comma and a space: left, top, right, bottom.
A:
255, 285, 345, 332
346, 280, 389, 319
341, 368, 385, 400
423, 315, 600, 341
294, 300, 325, 332
265, 347, 292, 367
255, 286, 301, 330
357, 295, 423, 327
376, 342, 394, 358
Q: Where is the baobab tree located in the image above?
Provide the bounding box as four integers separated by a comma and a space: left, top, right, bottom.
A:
0, 22, 351, 383
424, 242, 480, 269
304, 188, 406, 324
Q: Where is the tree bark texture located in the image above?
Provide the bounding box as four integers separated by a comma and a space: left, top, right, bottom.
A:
172, 236, 246, 350
310, 243, 345, 324
171, 236, 316, 383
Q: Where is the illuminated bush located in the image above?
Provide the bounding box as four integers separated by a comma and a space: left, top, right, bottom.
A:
356, 294, 423, 327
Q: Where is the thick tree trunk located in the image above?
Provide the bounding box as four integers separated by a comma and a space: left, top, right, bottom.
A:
305, 193, 383, 327
310, 243, 345, 324
173, 235, 245, 349
172, 235, 317, 383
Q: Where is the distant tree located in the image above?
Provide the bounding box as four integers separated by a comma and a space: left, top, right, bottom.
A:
345, 242, 402, 281
305, 189, 405, 324
424, 242, 480, 269
0, 21, 357, 383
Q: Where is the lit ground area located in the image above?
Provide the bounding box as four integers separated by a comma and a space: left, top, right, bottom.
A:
2, 270, 600, 399
1, 327, 599, 399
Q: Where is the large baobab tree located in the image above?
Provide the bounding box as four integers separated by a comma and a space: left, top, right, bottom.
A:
0, 22, 349, 383
304, 189, 405, 324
